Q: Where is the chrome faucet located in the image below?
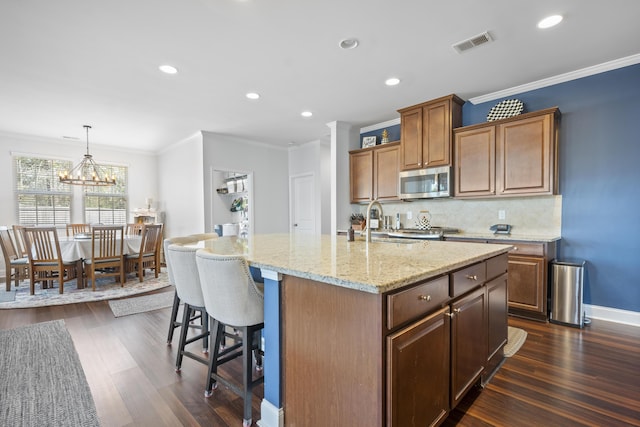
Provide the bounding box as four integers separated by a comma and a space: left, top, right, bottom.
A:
364, 199, 383, 243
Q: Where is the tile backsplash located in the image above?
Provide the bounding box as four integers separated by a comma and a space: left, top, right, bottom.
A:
357, 195, 562, 237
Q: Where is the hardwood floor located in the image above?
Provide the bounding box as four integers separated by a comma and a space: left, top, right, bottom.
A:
1, 291, 639, 427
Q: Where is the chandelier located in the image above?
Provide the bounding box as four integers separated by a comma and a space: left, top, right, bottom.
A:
59, 125, 116, 186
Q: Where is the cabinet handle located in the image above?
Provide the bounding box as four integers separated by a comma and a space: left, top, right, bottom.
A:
465, 274, 478, 281
417, 295, 431, 302
453, 308, 461, 314
512, 247, 518, 251
418, 162, 421, 166
445, 312, 454, 318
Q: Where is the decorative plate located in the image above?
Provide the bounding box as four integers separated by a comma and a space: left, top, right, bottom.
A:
486, 99, 524, 121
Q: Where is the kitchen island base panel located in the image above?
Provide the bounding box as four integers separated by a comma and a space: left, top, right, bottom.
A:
282, 275, 384, 426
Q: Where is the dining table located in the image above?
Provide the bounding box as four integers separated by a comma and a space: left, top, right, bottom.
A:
58, 235, 142, 263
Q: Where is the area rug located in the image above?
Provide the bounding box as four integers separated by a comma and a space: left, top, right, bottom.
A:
0, 272, 170, 309
0, 320, 100, 427
109, 290, 175, 317
504, 326, 527, 357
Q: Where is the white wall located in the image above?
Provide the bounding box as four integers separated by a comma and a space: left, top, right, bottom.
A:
288, 139, 327, 234
202, 132, 289, 234
156, 132, 205, 239
0, 131, 158, 226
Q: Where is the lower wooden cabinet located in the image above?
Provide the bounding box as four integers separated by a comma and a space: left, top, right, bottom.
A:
450, 286, 487, 408
484, 272, 508, 384
387, 307, 450, 427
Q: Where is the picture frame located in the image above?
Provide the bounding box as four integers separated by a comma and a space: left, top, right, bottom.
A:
362, 136, 377, 148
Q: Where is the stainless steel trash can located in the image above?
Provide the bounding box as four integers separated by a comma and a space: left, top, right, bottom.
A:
550, 259, 586, 327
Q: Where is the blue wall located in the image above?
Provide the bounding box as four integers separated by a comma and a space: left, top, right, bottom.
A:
360, 124, 401, 148
463, 64, 640, 312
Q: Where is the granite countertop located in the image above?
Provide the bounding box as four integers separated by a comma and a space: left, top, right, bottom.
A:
192, 233, 512, 294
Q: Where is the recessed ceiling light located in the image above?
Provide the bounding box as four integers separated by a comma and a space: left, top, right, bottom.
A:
385, 77, 401, 86
537, 15, 563, 29
301, 111, 313, 118
159, 64, 178, 74
338, 38, 359, 50
246, 92, 260, 100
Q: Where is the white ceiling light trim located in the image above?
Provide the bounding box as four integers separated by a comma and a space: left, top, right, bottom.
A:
385, 77, 401, 86
338, 38, 359, 49
246, 92, 260, 100
159, 64, 178, 74
538, 15, 563, 29
301, 111, 313, 118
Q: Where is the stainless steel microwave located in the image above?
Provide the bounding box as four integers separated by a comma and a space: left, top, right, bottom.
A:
398, 166, 452, 199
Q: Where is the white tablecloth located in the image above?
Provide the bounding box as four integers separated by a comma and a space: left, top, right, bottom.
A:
58, 236, 142, 263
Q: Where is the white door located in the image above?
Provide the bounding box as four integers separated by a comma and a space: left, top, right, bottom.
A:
290, 173, 316, 234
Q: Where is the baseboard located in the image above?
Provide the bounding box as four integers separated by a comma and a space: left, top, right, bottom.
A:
257, 399, 284, 427
585, 304, 640, 327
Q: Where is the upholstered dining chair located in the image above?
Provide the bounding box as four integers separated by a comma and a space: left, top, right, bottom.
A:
0, 226, 29, 291
195, 248, 264, 427
66, 223, 90, 237
163, 235, 207, 345
84, 225, 125, 291
125, 223, 163, 282
22, 226, 83, 295
166, 243, 210, 370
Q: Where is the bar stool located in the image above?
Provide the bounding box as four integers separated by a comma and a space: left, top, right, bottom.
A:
195, 248, 264, 427
163, 236, 205, 345
166, 243, 210, 370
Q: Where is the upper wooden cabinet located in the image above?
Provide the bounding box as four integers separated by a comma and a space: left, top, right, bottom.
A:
398, 94, 464, 170
454, 107, 560, 198
349, 141, 400, 203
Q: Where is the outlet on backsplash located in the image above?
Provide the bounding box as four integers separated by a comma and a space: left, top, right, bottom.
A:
498, 210, 506, 220
406, 211, 413, 220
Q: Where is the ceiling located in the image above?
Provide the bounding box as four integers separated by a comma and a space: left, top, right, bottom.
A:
1, 0, 639, 153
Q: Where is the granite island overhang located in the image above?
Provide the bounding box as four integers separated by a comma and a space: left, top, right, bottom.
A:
193, 233, 512, 294
189, 233, 512, 427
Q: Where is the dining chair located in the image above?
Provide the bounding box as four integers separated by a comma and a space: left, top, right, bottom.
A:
0, 226, 29, 291
125, 223, 163, 282
23, 226, 83, 295
125, 223, 144, 236
12, 225, 29, 258
195, 248, 264, 427
84, 225, 125, 291
66, 223, 90, 237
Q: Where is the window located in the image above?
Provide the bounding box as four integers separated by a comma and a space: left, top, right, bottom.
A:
14, 156, 73, 226
14, 155, 128, 226
84, 165, 128, 224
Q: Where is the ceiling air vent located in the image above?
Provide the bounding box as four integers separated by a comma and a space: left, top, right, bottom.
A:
452, 31, 493, 53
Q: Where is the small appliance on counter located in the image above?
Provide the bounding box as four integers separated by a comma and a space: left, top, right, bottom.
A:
490, 224, 512, 235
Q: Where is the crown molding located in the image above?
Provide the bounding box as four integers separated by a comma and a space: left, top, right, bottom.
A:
469, 53, 640, 105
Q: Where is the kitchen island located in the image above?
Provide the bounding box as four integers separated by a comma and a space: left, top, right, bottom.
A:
193, 234, 512, 427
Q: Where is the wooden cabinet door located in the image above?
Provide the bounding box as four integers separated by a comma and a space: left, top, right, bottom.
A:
423, 99, 451, 167
454, 126, 496, 197
485, 273, 508, 369
451, 286, 486, 408
373, 143, 399, 201
349, 150, 373, 203
400, 107, 423, 170
497, 112, 554, 195
387, 307, 450, 427
508, 254, 546, 317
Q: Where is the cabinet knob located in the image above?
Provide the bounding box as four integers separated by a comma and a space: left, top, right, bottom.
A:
418, 295, 431, 302
513, 246, 518, 251
445, 312, 454, 318
418, 162, 422, 166
453, 308, 461, 314
465, 274, 478, 281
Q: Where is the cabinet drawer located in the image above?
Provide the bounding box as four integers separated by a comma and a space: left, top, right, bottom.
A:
451, 262, 486, 297
486, 253, 509, 281
387, 275, 449, 330
507, 242, 544, 256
